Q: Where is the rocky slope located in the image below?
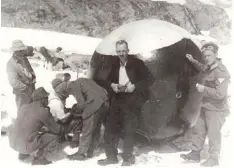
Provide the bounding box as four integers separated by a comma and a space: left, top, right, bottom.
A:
1, 0, 232, 44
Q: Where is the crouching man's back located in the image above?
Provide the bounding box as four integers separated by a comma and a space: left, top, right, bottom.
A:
9, 87, 64, 165
66, 78, 109, 160
9, 102, 61, 154
68, 78, 108, 119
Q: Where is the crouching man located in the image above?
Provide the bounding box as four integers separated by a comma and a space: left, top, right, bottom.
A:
66, 77, 109, 160
8, 87, 65, 165
48, 78, 82, 147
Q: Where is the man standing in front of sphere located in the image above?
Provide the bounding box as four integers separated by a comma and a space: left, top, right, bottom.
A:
180, 42, 230, 167
98, 40, 150, 166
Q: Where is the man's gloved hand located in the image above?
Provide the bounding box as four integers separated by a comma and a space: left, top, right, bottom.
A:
71, 104, 83, 118
78, 104, 85, 112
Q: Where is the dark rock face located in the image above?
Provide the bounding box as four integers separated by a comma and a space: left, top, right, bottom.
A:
1, 0, 231, 44
91, 38, 202, 139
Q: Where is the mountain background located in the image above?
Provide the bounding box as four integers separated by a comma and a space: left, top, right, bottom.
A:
1, 0, 232, 44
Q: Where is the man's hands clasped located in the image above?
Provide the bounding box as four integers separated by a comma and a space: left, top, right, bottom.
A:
111, 82, 135, 93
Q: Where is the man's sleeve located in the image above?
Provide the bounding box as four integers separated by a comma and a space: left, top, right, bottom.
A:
134, 60, 150, 92
40, 108, 62, 134
80, 81, 94, 104
48, 99, 66, 120
103, 56, 119, 87
203, 78, 230, 99
74, 82, 86, 106
191, 60, 208, 72
6, 66, 27, 90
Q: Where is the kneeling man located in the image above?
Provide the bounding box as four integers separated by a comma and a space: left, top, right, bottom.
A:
9, 87, 65, 165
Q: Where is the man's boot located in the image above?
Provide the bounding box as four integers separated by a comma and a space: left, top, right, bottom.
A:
32, 156, 52, 165
18, 153, 30, 161
70, 141, 79, 148
201, 155, 219, 167
180, 150, 201, 162
67, 152, 86, 161
70, 133, 80, 148
98, 157, 118, 166
86, 148, 94, 158
121, 155, 135, 166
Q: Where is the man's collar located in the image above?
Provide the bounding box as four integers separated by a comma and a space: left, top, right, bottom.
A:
118, 55, 129, 67
209, 60, 219, 71
13, 54, 24, 62
54, 90, 67, 102
120, 60, 128, 67
12, 54, 20, 62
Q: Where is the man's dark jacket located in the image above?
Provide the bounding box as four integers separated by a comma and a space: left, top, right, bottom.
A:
69, 78, 108, 119
95, 55, 151, 103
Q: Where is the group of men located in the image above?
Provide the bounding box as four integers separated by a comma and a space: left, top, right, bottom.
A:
5, 39, 230, 167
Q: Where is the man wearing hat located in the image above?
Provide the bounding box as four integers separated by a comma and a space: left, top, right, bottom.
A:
8, 87, 65, 165
48, 78, 82, 147
179, 42, 230, 167
6, 40, 36, 110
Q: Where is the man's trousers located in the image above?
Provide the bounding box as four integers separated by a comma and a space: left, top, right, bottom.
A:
77, 102, 109, 155
174, 108, 227, 155
104, 93, 139, 161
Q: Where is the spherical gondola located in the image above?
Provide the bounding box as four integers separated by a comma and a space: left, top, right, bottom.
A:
90, 19, 203, 140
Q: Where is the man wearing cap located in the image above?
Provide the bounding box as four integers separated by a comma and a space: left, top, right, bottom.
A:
48, 78, 82, 147
66, 76, 109, 161
63, 73, 71, 82
180, 42, 230, 167
6, 40, 36, 110
8, 87, 65, 165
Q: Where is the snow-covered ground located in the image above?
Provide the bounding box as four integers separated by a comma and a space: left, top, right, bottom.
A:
0, 27, 102, 55
1, 27, 234, 167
